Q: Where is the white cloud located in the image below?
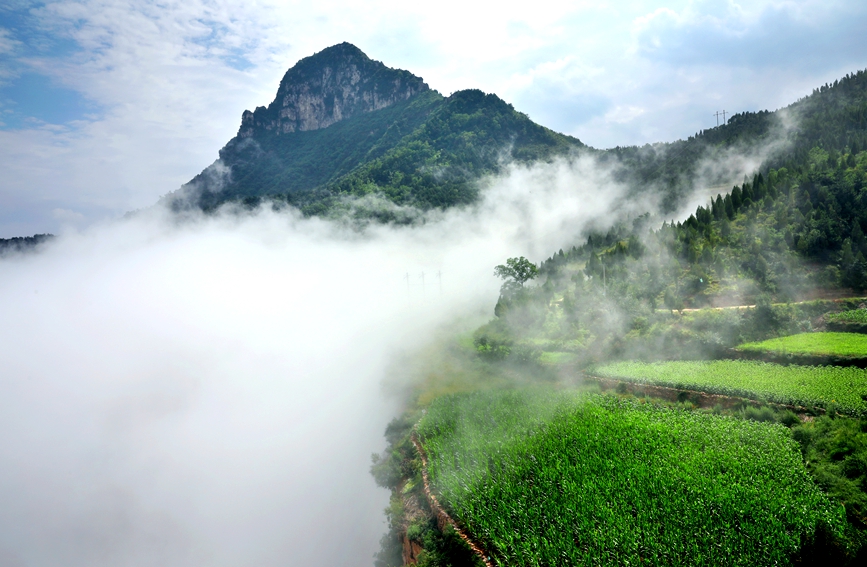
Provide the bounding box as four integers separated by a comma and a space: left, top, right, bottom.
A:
604, 105, 646, 124
51, 207, 86, 222
0, 28, 21, 55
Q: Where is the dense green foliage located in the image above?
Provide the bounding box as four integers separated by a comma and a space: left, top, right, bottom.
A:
194, 90, 444, 210
325, 90, 580, 210
739, 332, 867, 357
538, 146, 867, 309
593, 360, 867, 415
417, 389, 844, 566
794, 415, 867, 532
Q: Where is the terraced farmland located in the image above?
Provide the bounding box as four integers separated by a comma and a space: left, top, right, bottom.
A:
417, 390, 844, 567
738, 332, 867, 357
593, 360, 867, 415
825, 310, 867, 325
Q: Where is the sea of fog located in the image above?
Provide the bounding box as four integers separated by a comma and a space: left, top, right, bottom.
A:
0, 157, 625, 567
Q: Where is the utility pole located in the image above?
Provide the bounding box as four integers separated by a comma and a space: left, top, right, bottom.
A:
419, 271, 425, 297
721, 110, 727, 124
714, 111, 721, 127
436, 270, 442, 295
405, 272, 410, 291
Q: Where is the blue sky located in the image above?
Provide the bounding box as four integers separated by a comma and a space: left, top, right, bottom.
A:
0, 0, 865, 237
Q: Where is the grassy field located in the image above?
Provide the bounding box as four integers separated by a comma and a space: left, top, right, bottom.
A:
737, 332, 867, 357
592, 360, 867, 415
417, 390, 844, 567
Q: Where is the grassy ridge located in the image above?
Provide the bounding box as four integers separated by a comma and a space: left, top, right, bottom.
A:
593, 360, 867, 415
417, 390, 844, 566
738, 332, 867, 357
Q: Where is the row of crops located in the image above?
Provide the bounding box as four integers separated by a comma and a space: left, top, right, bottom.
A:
738, 332, 867, 357
825, 309, 867, 325
592, 360, 867, 415
417, 389, 846, 567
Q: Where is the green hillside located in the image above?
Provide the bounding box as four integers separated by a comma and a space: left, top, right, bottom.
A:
605, 70, 867, 210
196, 89, 444, 209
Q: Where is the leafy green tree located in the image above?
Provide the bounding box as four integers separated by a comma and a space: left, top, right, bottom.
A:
494, 257, 538, 287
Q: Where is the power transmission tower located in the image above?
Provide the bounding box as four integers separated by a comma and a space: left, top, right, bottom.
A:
714, 111, 721, 127
405, 272, 410, 291
437, 270, 442, 295
721, 110, 727, 124
419, 271, 425, 297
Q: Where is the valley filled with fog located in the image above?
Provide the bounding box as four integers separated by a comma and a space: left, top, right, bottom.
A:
0, 157, 623, 567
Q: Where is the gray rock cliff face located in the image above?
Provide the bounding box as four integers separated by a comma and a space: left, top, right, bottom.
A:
238, 42, 429, 138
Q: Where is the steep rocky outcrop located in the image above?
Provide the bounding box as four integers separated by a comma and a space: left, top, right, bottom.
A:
237, 42, 428, 137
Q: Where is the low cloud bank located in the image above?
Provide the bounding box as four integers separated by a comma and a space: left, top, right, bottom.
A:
0, 155, 623, 567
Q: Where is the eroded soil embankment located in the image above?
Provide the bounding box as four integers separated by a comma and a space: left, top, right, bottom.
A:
410, 433, 495, 567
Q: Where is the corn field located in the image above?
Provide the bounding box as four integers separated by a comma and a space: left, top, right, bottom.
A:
738, 332, 867, 357
594, 360, 867, 415
417, 390, 844, 566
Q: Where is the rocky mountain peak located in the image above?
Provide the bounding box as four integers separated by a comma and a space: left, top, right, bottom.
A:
238, 42, 429, 138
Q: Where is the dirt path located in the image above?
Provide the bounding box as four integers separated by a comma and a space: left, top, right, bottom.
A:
410, 432, 495, 567
674, 295, 866, 313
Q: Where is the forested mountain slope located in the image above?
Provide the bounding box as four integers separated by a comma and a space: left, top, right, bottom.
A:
164, 43, 582, 213
605, 70, 867, 211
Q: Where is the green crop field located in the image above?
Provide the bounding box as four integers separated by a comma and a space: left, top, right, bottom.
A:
417, 390, 844, 567
593, 360, 867, 415
737, 332, 867, 357
825, 310, 867, 325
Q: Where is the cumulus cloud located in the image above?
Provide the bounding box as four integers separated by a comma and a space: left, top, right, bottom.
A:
0, 155, 627, 567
